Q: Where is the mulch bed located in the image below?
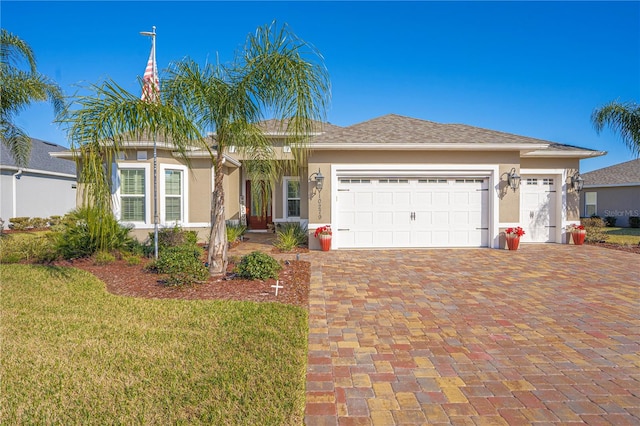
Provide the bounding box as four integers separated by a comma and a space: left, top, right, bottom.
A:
55, 257, 310, 308
586, 242, 640, 254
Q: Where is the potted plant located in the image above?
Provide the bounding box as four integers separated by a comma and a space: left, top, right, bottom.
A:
504, 226, 525, 250
314, 225, 332, 251
568, 224, 586, 245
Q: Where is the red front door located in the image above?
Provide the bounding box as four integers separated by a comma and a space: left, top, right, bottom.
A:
245, 180, 272, 230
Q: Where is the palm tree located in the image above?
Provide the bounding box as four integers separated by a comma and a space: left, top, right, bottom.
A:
1, 29, 64, 167
591, 100, 640, 157
163, 22, 330, 275
59, 79, 204, 252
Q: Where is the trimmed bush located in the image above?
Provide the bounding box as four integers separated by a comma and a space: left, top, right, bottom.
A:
153, 226, 198, 254
630, 217, 640, 228
8, 217, 30, 231
0, 233, 58, 263
226, 221, 247, 244
604, 216, 617, 227
581, 217, 608, 243
155, 244, 208, 286
234, 251, 282, 281
94, 251, 116, 265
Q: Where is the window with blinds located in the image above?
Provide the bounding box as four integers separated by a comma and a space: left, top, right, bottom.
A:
165, 169, 182, 222
120, 169, 145, 222
285, 178, 300, 218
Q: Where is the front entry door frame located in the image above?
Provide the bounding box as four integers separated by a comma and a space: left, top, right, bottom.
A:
245, 180, 272, 230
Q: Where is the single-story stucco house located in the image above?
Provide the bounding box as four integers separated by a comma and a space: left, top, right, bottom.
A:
54, 114, 606, 249
580, 158, 640, 227
0, 138, 77, 228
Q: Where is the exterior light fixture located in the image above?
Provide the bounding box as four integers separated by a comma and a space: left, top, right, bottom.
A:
571, 172, 584, 192
310, 168, 324, 191
507, 168, 521, 191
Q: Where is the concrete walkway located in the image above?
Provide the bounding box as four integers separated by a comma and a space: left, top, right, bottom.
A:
303, 245, 640, 425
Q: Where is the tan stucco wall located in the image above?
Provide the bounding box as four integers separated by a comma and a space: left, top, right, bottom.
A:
224, 166, 241, 221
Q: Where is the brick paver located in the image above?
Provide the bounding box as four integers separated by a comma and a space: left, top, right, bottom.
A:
304, 244, 640, 425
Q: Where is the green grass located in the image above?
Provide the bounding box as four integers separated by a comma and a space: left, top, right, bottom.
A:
602, 227, 640, 245
1, 264, 307, 425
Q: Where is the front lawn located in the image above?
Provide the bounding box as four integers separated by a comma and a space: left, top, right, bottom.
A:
0, 264, 307, 425
602, 227, 640, 245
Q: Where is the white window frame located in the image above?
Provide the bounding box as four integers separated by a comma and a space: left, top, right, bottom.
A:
160, 164, 189, 226
283, 176, 301, 219
113, 163, 151, 226
585, 191, 597, 217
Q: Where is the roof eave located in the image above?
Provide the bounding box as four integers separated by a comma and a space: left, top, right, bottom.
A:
0, 165, 76, 178
310, 143, 550, 150
583, 182, 640, 189
521, 150, 607, 159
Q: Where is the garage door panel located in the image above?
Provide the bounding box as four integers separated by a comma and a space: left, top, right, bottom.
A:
376, 191, 393, 205
356, 211, 374, 226
433, 211, 450, 225
434, 192, 449, 205
356, 192, 373, 205
355, 232, 373, 246
415, 191, 432, 205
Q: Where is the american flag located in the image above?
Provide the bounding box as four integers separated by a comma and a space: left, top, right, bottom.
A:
141, 42, 159, 102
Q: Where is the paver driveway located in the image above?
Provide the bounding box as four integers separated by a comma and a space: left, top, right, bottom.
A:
304, 245, 639, 425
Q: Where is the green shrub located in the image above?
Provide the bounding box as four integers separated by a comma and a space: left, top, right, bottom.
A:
274, 222, 307, 251
234, 251, 282, 281
124, 255, 142, 266
56, 208, 135, 259
153, 225, 198, 253
604, 216, 617, 227
94, 251, 116, 265
581, 217, 608, 243
226, 221, 247, 243
8, 217, 30, 231
155, 244, 208, 286
630, 217, 640, 228
0, 233, 58, 263
47, 215, 63, 227
29, 217, 48, 229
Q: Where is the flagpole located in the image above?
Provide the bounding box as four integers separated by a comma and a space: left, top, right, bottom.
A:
140, 26, 159, 259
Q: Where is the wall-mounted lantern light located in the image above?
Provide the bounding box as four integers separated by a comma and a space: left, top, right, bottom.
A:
571, 172, 584, 192
310, 168, 324, 191
507, 168, 521, 191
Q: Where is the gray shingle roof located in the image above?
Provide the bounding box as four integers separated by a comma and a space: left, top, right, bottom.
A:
313, 114, 598, 157
0, 138, 76, 176
582, 158, 640, 186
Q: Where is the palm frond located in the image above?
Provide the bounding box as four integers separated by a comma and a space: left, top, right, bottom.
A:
592, 100, 640, 157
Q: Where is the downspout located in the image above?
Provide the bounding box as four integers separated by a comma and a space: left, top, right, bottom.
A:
12, 168, 23, 219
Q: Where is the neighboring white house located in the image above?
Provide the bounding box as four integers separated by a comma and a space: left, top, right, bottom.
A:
0, 138, 77, 228
580, 158, 640, 227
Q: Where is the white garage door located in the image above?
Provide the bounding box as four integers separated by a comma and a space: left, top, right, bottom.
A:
337, 177, 489, 248
520, 175, 557, 243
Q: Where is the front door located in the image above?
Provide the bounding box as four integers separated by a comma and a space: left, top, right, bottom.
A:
245, 180, 272, 230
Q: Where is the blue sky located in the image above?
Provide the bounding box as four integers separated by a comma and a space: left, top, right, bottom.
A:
3, 1, 639, 172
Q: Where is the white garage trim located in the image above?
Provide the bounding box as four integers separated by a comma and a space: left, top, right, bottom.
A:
520, 168, 567, 243
330, 164, 500, 249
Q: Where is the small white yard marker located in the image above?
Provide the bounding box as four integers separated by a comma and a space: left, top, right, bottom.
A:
271, 280, 283, 296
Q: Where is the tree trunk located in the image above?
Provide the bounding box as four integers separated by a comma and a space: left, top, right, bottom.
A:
208, 154, 227, 276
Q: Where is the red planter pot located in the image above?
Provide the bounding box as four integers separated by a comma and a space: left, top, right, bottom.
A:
572, 230, 586, 245
506, 235, 520, 250
319, 235, 331, 251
